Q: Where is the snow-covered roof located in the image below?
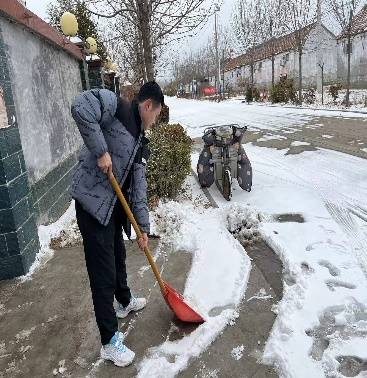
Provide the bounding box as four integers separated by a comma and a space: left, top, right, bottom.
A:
338, 5, 367, 39
225, 23, 317, 72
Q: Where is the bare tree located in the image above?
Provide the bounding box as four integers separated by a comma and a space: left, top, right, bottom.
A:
87, 0, 216, 81
327, 0, 363, 107
282, 0, 316, 104
258, 0, 288, 89
233, 0, 267, 85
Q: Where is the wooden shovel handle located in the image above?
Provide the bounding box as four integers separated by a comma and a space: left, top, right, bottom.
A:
108, 172, 167, 295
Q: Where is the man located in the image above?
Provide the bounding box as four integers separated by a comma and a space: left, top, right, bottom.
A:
71, 81, 164, 367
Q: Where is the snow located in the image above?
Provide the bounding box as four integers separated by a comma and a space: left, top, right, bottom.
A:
231, 345, 245, 361
196, 144, 367, 378
138, 201, 251, 377
247, 288, 273, 302
20, 201, 76, 281
290, 141, 311, 147
167, 97, 367, 377
166, 96, 366, 139
257, 135, 287, 142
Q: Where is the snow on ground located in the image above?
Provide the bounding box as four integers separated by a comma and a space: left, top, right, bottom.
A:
167, 97, 367, 377
290, 141, 311, 147
20, 202, 76, 281
190, 144, 367, 378
138, 200, 251, 377
165, 96, 367, 138
231, 345, 245, 361
257, 135, 287, 142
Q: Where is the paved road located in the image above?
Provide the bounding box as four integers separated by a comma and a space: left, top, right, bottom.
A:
167, 97, 367, 159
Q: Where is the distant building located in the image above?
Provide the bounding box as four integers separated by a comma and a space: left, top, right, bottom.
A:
219, 23, 337, 91
337, 5, 367, 88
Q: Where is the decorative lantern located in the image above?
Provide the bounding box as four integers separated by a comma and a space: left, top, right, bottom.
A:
85, 37, 97, 54
60, 12, 78, 37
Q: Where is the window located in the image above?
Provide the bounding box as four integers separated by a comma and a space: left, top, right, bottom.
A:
280, 53, 290, 67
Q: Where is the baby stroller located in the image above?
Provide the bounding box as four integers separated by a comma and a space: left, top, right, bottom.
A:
197, 124, 252, 201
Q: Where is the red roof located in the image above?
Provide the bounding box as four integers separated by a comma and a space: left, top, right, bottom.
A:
339, 5, 367, 38
0, 0, 83, 60
225, 23, 316, 72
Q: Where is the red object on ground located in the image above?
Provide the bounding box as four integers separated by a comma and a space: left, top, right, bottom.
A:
202, 86, 217, 96
164, 283, 205, 323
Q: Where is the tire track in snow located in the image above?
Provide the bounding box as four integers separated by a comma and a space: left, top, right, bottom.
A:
249, 146, 367, 277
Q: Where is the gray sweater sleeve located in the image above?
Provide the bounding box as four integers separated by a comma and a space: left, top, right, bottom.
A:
71, 90, 108, 158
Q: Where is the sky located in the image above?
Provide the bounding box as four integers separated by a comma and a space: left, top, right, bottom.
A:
24, 0, 236, 82
25, 0, 236, 52
25, 0, 50, 21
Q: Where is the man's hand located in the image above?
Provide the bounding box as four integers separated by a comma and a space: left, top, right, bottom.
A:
97, 152, 112, 175
137, 233, 149, 252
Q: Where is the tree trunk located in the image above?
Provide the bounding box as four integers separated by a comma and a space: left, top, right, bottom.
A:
298, 43, 303, 105
271, 54, 275, 89
346, 33, 352, 107
138, 1, 154, 82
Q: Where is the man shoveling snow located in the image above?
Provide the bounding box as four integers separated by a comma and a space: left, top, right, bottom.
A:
70, 81, 164, 367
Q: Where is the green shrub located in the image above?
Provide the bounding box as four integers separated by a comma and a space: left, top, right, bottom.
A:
147, 123, 192, 207
328, 83, 342, 104
270, 77, 297, 104
157, 104, 169, 124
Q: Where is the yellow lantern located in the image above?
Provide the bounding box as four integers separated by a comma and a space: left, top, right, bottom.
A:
60, 12, 78, 37
85, 37, 97, 54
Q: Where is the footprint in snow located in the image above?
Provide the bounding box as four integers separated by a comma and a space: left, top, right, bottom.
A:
318, 260, 341, 277
325, 279, 356, 291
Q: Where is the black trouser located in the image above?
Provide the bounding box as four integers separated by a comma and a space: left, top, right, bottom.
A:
75, 200, 131, 345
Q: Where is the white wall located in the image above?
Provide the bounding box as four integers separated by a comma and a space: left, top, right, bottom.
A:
223, 24, 339, 91
337, 32, 367, 88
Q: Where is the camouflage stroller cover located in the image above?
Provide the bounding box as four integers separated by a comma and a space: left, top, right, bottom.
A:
197, 125, 252, 192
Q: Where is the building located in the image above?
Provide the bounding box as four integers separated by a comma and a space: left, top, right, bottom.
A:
220, 22, 337, 92
337, 5, 367, 88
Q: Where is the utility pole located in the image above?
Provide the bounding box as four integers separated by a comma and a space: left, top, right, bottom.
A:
346, 8, 353, 107
214, 5, 221, 100
316, 0, 323, 94
318, 62, 324, 104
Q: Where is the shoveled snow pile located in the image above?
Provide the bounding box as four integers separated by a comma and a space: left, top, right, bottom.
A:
226, 204, 262, 246
50, 220, 82, 249
21, 202, 76, 281
138, 200, 252, 377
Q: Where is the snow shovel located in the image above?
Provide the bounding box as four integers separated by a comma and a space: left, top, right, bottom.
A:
108, 172, 205, 323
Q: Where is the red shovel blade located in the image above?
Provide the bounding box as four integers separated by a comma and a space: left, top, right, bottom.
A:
163, 282, 205, 323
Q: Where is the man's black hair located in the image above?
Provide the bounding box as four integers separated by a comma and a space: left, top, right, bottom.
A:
137, 81, 164, 107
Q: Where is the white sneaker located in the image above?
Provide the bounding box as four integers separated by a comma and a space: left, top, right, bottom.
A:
100, 332, 135, 367
116, 296, 147, 319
